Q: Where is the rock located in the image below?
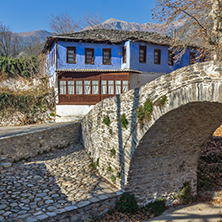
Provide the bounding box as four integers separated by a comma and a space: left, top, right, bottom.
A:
1, 162, 12, 169
77, 201, 90, 208
0, 205, 7, 210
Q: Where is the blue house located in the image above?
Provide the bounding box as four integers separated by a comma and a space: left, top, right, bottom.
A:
43, 29, 205, 121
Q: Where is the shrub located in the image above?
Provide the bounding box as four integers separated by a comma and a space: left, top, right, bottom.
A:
136, 99, 153, 124
177, 182, 194, 203
144, 99, 153, 114
110, 148, 116, 158
116, 171, 121, 178
0, 55, 40, 78
105, 165, 113, 175
155, 95, 167, 107
136, 106, 146, 124
88, 158, 99, 170
102, 115, 110, 127
111, 174, 116, 184
119, 113, 128, 129
116, 193, 138, 214
141, 198, 166, 217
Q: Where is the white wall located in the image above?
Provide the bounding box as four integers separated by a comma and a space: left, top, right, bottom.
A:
130, 72, 166, 89
56, 105, 94, 122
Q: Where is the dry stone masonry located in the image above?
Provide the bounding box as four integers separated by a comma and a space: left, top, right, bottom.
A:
81, 61, 222, 206
0, 122, 80, 161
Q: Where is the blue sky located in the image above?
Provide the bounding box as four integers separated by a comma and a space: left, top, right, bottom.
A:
0, 0, 156, 33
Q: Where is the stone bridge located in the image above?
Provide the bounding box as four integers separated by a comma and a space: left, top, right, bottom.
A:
81, 61, 222, 206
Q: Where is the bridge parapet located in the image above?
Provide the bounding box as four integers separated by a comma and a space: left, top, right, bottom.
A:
81, 61, 222, 205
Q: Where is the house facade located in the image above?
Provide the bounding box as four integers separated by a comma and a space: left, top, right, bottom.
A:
43, 29, 205, 122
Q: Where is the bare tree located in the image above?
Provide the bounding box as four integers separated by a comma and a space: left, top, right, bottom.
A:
0, 22, 23, 57
49, 12, 103, 35
152, 0, 222, 60
49, 13, 80, 35
23, 37, 44, 57
79, 12, 103, 30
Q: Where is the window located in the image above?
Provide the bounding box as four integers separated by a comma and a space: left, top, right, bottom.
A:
154, 49, 161, 64
92, 81, 99, 94
122, 81, 128, 93
108, 80, 114, 94
85, 48, 94, 64
67, 81, 74, 94
189, 52, 196, 64
59, 81, 66, 95
115, 80, 121, 94
122, 46, 126, 63
103, 49, 111, 65
168, 50, 174, 66
67, 47, 76, 63
139, 46, 146, 63
76, 81, 82, 94
84, 80, 91, 94
101, 80, 107, 94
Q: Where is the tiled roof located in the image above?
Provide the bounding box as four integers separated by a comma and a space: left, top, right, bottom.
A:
43, 29, 173, 52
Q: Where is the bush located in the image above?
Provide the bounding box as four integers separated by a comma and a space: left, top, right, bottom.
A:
136, 99, 153, 124
155, 95, 167, 107
0, 55, 40, 78
119, 113, 128, 129
102, 115, 110, 127
141, 198, 166, 217
177, 182, 194, 203
116, 193, 138, 214
144, 99, 153, 114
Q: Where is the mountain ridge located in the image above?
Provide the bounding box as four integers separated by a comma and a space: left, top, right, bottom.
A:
15, 18, 186, 42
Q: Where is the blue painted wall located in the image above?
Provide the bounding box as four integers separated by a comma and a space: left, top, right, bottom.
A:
57, 41, 123, 70
130, 41, 175, 73
47, 40, 206, 76
121, 40, 130, 69
174, 48, 204, 70
46, 42, 56, 77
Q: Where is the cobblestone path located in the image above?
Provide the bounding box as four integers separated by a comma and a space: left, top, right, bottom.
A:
0, 143, 120, 222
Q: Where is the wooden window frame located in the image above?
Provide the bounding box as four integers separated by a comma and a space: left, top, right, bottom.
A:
154, 49, 161, 64
139, 45, 147, 63
122, 46, 126, 64
168, 50, 174, 66
67, 80, 75, 95
66, 47, 76, 64
103, 48, 111, 65
85, 48, 94, 64
189, 52, 196, 65
59, 80, 67, 95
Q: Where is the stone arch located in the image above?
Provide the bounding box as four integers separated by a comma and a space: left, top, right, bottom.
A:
81, 61, 222, 205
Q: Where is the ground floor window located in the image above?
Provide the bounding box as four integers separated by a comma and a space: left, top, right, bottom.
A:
67, 81, 74, 94
76, 81, 82, 94
59, 81, 66, 94
101, 80, 107, 94
59, 79, 129, 95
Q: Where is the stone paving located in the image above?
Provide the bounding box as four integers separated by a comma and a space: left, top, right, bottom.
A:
0, 143, 120, 222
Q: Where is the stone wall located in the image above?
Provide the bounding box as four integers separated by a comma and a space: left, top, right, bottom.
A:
0, 122, 81, 161
43, 195, 121, 222
81, 61, 222, 206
